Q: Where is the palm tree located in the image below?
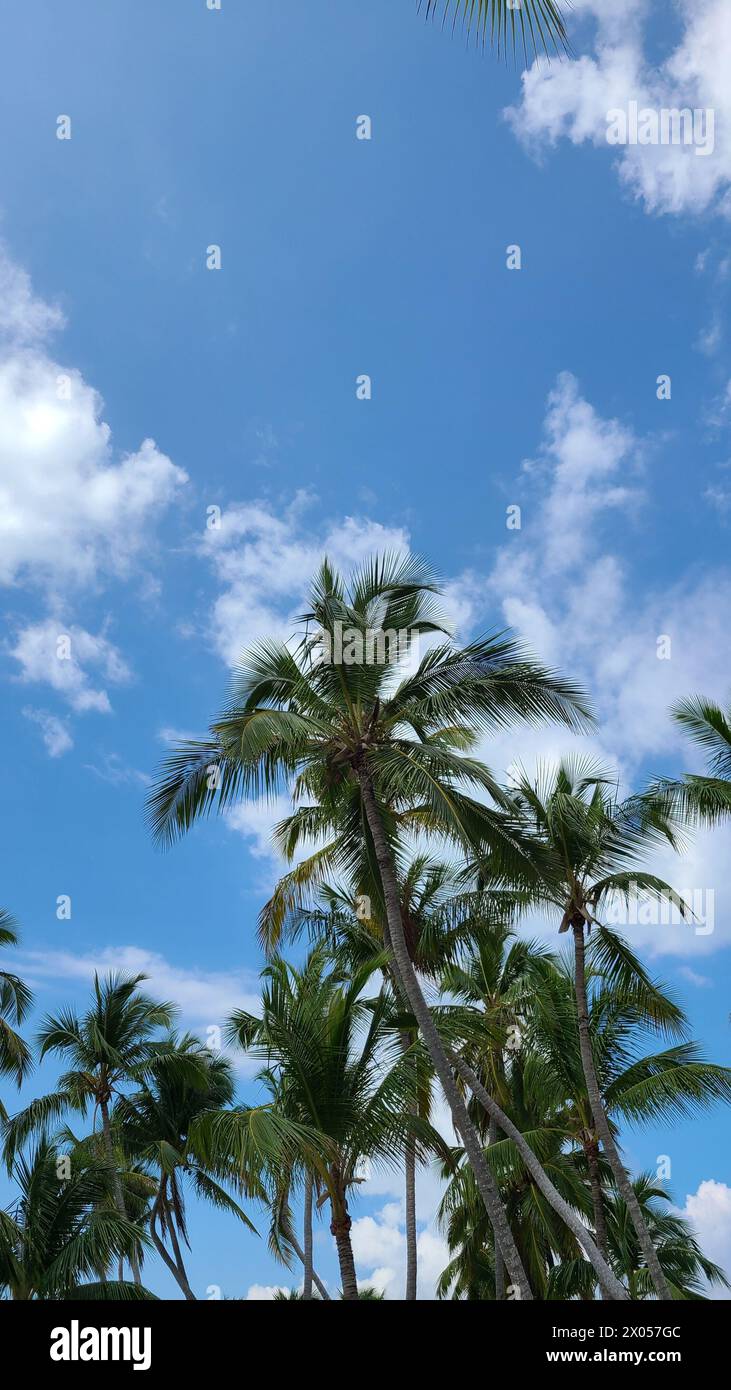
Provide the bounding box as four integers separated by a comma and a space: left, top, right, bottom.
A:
227, 946, 446, 1300
0, 1135, 154, 1300
439, 916, 557, 1296
115, 1033, 256, 1300
526, 952, 731, 1281
147, 552, 596, 1300
421, 1, 567, 58
3, 972, 182, 1284
649, 695, 731, 825
549, 1175, 730, 1301
272, 857, 463, 1301
0, 910, 32, 1121
508, 757, 695, 1299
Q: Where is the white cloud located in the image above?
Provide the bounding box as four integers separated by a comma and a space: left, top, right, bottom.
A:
350, 1202, 450, 1300
226, 795, 294, 861
506, 0, 731, 219
245, 1283, 290, 1300
10, 619, 130, 713
22, 705, 73, 757
18, 945, 261, 1042
678, 1179, 731, 1291
0, 245, 187, 592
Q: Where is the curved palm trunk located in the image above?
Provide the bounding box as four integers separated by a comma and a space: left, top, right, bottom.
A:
330, 1173, 358, 1300
100, 1097, 141, 1287
572, 924, 671, 1300
358, 766, 533, 1301
450, 1052, 628, 1301
302, 1171, 314, 1300
487, 1117, 506, 1301
150, 1189, 196, 1300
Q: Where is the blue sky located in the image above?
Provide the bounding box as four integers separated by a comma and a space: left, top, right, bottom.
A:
1, 0, 730, 1298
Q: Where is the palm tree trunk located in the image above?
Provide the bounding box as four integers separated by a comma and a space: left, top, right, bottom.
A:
302, 1171, 314, 1300
167, 1204, 197, 1301
449, 1053, 629, 1301
330, 1176, 358, 1300
399, 1030, 418, 1301
287, 1221, 331, 1299
586, 1137, 608, 1258
358, 764, 533, 1302
572, 924, 671, 1300
100, 1097, 141, 1287
150, 1193, 196, 1300
487, 1116, 506, 1301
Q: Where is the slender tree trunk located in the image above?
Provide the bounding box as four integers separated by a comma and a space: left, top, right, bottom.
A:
100, 1097, 141, 1287
150, 1193, 196, 1300
586, 1136, 608, 1259
167, 1202, 197, 1301
330, 1176, 358, 1301
450, 1053, 629, 1301
358, 765, 533, 1302
288, 1224, 331, 1300
487, 1116, 506, 1301
400, 1031, 418, 1301
302, 1171, 314, 1300
572, 924, 671, 1301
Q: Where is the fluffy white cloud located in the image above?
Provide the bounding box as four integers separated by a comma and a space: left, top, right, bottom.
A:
506, 0, 731, 219
0, 245, 187, 591
18, 944, 261, 1043
678, 1179, 731, 1291
461, 372, 731, 957
201, 492, 410, 665
10, 619, 130, 713
350, 1202, 450, 1300
22, 705, 73, 757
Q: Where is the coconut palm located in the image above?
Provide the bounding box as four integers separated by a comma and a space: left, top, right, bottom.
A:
272, 857, 465, 1300
227, 946, 447, 1299
421, 1, 567, 58
115, 1034, 256, 1300
2, 972, 189, 1285
0, 1135, 154, 1300
147, 553, 596, 1300
649, 695, 731, 826
526, 953, 731, 1279
0, 911, 32, 1120
437, 1044, 592, 1300
508, 757, 695, 1299
549, 1174, 730, 1301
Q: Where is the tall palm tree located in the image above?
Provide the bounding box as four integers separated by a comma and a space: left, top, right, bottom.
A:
227, 946, 446, 1300
115, 1033, 256, 1300
421, 1, 567, 58
0, 911, 32, 1121
0, 1135, 154, 1300
272, 857, 462, 1300
508, 757, 693, 1299
440, 916, 556, 1296
3, 972, 184, 1284
526, 951, 731, 1273
549, 1174, 730, 1302
147, 553, 597, 1300
649, 695, 731, 825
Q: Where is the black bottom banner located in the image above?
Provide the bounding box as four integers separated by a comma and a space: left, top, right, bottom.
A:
2, 1295, 724, 1377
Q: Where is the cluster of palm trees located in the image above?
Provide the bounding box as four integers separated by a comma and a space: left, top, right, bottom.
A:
1, 556, 730, 1300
